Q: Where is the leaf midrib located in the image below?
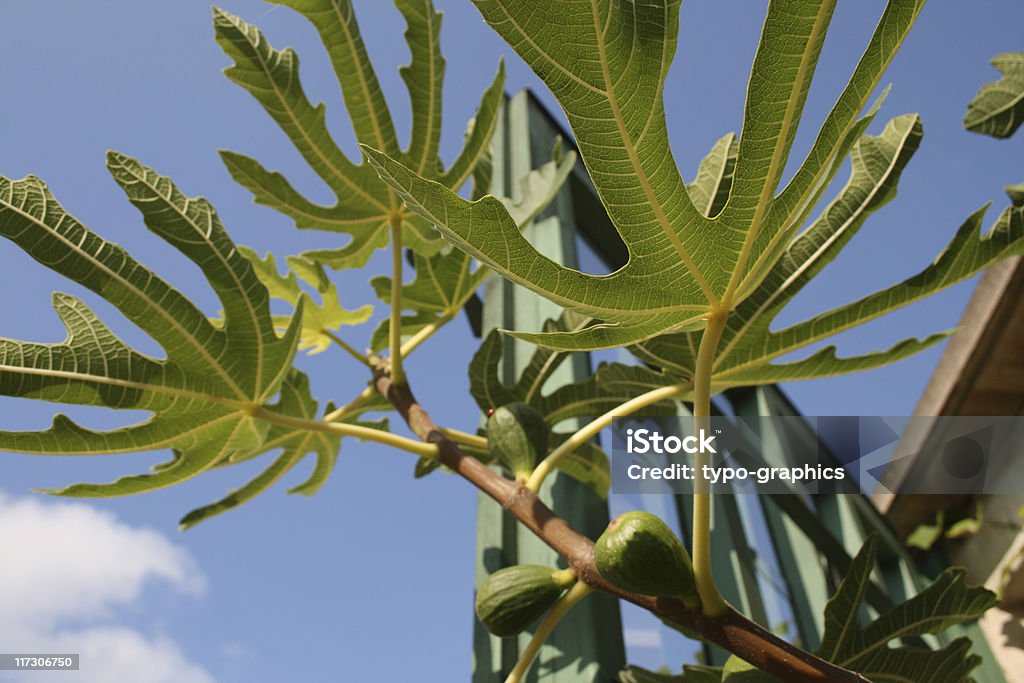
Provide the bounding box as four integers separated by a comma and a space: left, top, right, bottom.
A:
975, 85, 1024, 126
740, 5, 920, 301
330, 0, 398, 208
441, 79, 503, 191
560, 450, 610, 488
714, 117, 918, 370
969, 62, 1024, 128
840, 594, 979, 667
370, 173, 713, 318
718, 243, 989, 379
489, 1, 605, 96
821, 560, 871, 662
523, 316, 589, 404
701, 135, 735, 216
332, 0, 390, 154
226, 158, 383, 228
120, 162, 268, 397
725, 0, 834, 304
236, 14, 388, 212
839, 573, 983, 667
413, 0, 440, 175
2, 197, 246, 400
5, 412, 241, 456
587, 0, 717, 306
0, 362, 246, 410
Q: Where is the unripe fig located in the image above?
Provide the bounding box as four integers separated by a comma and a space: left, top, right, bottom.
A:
486, 402, 549, 477
595, 511, 697, 603
475, 564, 573, 637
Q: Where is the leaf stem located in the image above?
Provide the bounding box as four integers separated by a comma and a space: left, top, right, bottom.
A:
504, 581, 593, 683
525, 383, 687, 493
399, 312, 454, 357
389, 210, 407, 387
251, 406, 437, 459
437, 427, 487, 450
323, 385, 376, 423
323, 330, 371, 367
321, 310, 458, 427
692, 308, 729, 617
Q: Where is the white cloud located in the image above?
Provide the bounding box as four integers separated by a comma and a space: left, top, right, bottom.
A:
0, 492, 214, 683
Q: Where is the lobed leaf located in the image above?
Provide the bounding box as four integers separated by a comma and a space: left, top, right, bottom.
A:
1007, 182, 1024, 207
369, 250, 486, 353
397, 0, 445, 175
214, 1, 505, 271
365, 0, 927, 350
469, 314, 676, 426
631, 114, 1024, 394
548, 434, 611, 500
469, 313, 674, 498
241, 248, 372, 354
0, 158, 349, 521
179, 370, 339, 528
815, 536, 996, 683
687, 134, 739, 219
964, 53, 1024, 139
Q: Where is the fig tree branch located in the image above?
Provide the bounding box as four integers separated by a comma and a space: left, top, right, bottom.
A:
372, 365, 869, 683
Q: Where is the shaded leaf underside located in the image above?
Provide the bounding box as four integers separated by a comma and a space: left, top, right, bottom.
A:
815, 536, 996, 683
964, 52, 1024, 139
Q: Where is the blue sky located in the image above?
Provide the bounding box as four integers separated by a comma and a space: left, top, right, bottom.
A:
0, 1, 1021, 681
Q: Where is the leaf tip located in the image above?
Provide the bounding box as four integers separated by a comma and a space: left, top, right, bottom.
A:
105, 149, 130, 168
29, 487, 62, 497
178, 508, 209, 531
211, 5, 238, 27
358, 143, 385, 164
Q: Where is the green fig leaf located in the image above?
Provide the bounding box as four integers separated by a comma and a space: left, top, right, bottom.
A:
213, 1, 504, 271
179, 369, 340, 528
815, 536, 997, 683
240, 248, 372, 354
469, 313, 677, 425
548, 433, 611, 500
964, 53, 1024, 139
631, 115, 1024, 395
0, 156, 362, 521
363, 0, 928, 350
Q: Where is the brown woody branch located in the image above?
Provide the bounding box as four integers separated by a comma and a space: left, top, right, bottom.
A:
373, 367, 869, 683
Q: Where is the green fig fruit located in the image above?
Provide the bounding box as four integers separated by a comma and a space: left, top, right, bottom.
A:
595, 511, 697, 604
475, 564, 573, 637
487, 402, 549, 478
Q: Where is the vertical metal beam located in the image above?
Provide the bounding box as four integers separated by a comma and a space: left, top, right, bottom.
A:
728, 387, 830, 650
472, 91, 625, 683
